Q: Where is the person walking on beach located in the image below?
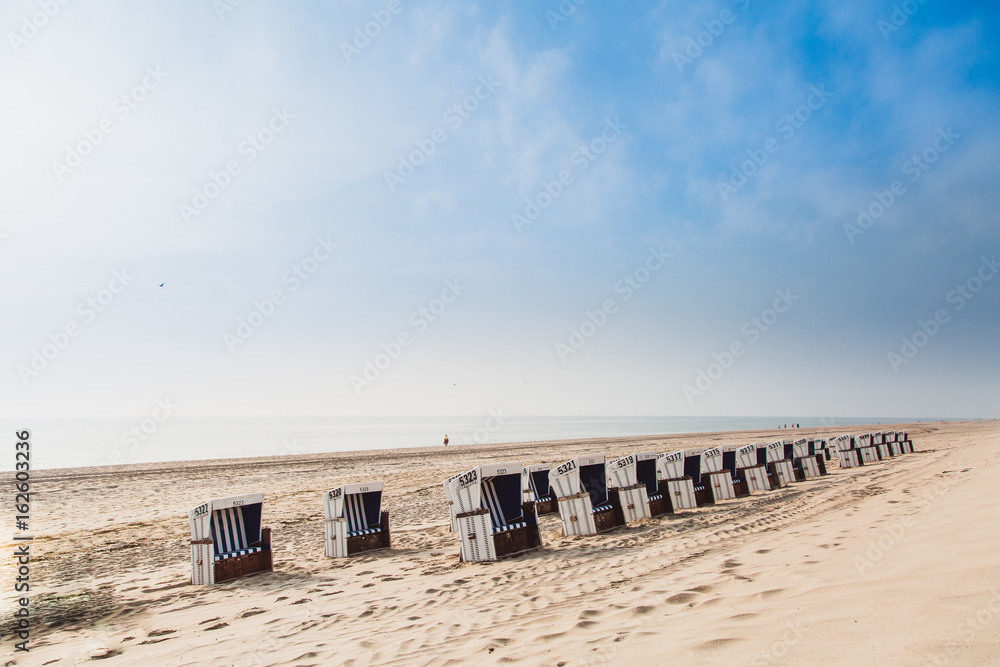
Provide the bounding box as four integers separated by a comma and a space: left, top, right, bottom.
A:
443, 434, 449, 446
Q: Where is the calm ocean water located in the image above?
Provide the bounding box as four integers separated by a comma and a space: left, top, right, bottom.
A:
0, 415, 939, 471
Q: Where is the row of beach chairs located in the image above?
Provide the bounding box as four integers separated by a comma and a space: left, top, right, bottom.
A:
188, 430, 914, 582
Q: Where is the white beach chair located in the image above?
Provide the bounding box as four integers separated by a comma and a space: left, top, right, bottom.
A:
721, 446, 753, 497
189, 493, 272, 585
700, 447, 737, 502
764, 441, 796, 487
785, 438, 825, 480
607, 452, 669, 522
522, 464, 558, 515
656, 450, 698, 510
680, 449, 716, 506
447, 462, 542, 562
324, 482, 390, 558
551, 455, 624, 536
735, 443, 771, 493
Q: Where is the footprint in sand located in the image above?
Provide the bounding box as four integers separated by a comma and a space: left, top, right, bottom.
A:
755, 549, 772, 554
147, 629, 176, 637
240, 608, 267, 618
666, 593, 697, 604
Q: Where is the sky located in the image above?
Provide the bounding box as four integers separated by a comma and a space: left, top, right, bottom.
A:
2, 0, 998, 419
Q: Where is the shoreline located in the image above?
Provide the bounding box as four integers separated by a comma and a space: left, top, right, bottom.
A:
27, 419, 955, 477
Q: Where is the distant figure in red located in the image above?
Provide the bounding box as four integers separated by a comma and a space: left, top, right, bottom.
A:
443, 434, 449, 446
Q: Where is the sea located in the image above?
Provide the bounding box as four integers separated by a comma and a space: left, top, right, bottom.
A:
0, 415, 946, 471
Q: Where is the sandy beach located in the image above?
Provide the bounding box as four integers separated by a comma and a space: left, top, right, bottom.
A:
5, 420, 1000, 666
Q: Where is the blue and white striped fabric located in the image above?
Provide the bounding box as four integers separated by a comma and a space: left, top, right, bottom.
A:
494, 521, 526, 534
592, 503, 613, 514
213, 546, 261, 562
346, 494, 369, 534
482, 479, 508, 531
648, 493, 663, 502
348, 527, 381, 537
212, 506, 248, 558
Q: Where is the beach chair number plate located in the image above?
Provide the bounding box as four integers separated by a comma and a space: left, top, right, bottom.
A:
556, 460, 578, 476
456, 470, 478, 489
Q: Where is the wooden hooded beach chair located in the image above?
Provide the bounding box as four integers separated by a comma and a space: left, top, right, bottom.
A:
655, 450, 698, 510
699, 447, 737, 502
681, 449, 716, 506
786, 438, 826, 480
551, 454, 625, 536
855, 434, 880, 464
607, 452, 669, 521
832, 434, 862, 468
189, 493, 273, 585
721, 446, 752, 497
522, 464, 558, 515
446, 462, 541, 562
764, 441, 796, 487
324, 482, 390, 558
734, 443, 771, 493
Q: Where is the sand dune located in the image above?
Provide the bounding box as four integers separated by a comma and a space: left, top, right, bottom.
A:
4, 420, 999, 665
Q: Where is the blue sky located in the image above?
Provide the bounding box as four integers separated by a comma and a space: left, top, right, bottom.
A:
2, 0, 998, 418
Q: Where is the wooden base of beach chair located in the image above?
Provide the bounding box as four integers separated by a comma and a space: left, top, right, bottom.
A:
534, 497, 558, 515
213, 528, 273, 584
614, 484, 652, 523
493, 503, 542, 559
659, 478, 696, 511
705, 471, 736, 502
794, 456, 824, 480
648, 491, 671, 517
598, 489, 628, 531
694, 484, 714, 507
347, 512, 391, 555
740, 465, 771, 493
458, 504, 542, 561
767, 461, 795, 487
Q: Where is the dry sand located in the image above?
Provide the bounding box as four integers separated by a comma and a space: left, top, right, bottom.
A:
4, 420, 1000, 666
